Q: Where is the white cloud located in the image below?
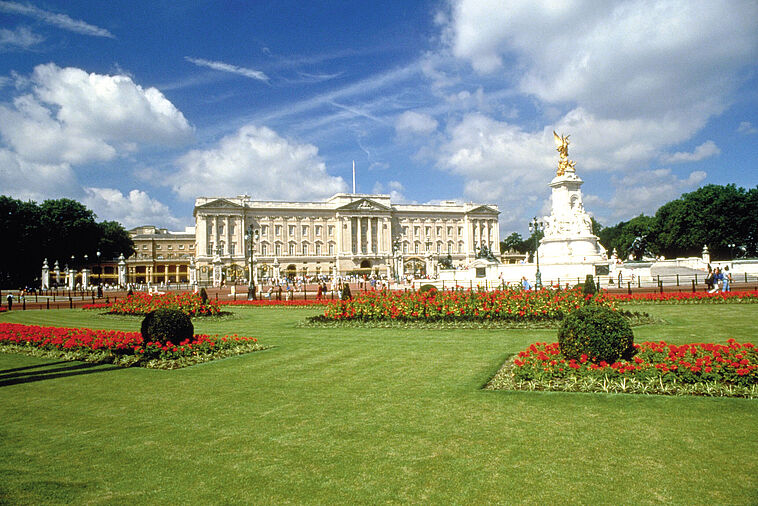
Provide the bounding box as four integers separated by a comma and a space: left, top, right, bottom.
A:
447, 0, 758, 119
737, 121, 758, 135
0, 149, 79, 201
185, 57, 269, 83
395, 111, 439, 136
171, 125, 347, 201
82, 187, 183, 229
0, 63, 194, 165
662, 140, 720, 163
372, 180, 410, 202
0, 26, 43, 50
0, 1, 114, 38
606, 169, 707, 218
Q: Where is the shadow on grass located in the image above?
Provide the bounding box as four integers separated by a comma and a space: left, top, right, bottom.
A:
0, 361, 121, 387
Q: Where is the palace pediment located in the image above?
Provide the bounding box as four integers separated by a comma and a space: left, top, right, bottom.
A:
336, 198, 391, 212
466, 205, 500, 216
195, 198, 243, 211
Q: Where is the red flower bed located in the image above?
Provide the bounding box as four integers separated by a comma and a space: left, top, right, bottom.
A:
0, 322, 260, 367
512, 339, 757, 388
220, 299, 334, 307
607, 290, 758, 303
320, 287, 616, 322
106, 292, 221, 316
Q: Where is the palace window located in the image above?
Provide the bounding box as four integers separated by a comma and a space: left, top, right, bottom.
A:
261, 225, 269, 236
425, 226, 431, 237
448, 242, 453, 254
275, 243, 281, 256
447, 226, 453, 236
328, 243, 334, 255
142, 245, 148, 249
315, 243, 321, 255
218, 224, 224, 235
414, 226, 420, 237
302, 225, 309, 236
458, 242, 464, 253
288, 225, 295, 237
230, 243, 236, 255
315, 225, 322, 236
261, 243, 268, 256
179, 245, 185, 250
328, 225, 334, 237
437, 243, 441, 253
289, 243, 295, 255
436, 227, 442, 237
167, 245, 173, 250
414, 242, 419, 254
207, 243, 214, 256
302, 243, 308, 255
275, 225, 282, 237
156, 245, 161, 250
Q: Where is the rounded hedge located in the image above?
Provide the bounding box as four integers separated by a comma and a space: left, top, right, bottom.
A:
558, 305, 635, 363
418, 284, 437, 294
140, 308, 194, 346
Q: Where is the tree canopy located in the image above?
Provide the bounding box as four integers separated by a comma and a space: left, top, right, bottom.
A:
0, 196, 134, 288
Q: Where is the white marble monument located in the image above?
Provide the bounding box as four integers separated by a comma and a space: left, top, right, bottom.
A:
538, 132, 606, 264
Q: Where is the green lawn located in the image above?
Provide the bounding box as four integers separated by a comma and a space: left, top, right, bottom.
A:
1, 304, 756, 504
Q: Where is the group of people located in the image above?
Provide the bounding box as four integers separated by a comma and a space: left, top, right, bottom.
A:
706, 265, 732, 293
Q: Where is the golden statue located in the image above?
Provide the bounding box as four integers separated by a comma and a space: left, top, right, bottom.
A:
553, 131, 576, 176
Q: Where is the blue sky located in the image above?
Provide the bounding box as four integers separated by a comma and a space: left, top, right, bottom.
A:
1, 0, 757, 236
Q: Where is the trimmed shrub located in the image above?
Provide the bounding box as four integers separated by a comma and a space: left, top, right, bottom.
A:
582, 275, 597, 298
341, 284, 352, 301
418, 284, 437, 294
140, 308, 194, 346
558, 305, 635, 363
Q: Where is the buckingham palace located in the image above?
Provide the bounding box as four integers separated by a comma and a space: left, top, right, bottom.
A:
193, 192, 499, 283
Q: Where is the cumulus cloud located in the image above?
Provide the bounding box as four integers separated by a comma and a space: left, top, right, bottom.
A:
434, 0, 758, 225
0, 1, 114, 38
662, 140, 720, 163
82, 187, 183, 229
447, 0, 758, 118
185, 57, 269, 83
372, 180, 410, 203
0, 26, 43, 50
0, 149, 79, 201
737, 121, 758, 135
0, 63, 194, 165
606, 169, 707, 218
395, 111, 439, 137
171, 125, 347, 201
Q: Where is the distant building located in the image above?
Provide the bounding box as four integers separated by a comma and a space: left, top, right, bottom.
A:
126, 225, 195, 284
193, 193, 500, 281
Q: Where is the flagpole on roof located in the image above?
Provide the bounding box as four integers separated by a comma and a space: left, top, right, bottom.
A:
352, 160, 356, 194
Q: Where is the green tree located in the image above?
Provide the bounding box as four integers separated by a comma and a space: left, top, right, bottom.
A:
598, 215, 655, 260
500, 232, 526, 253
98, 220, 135, 260
647, 184, 752, 259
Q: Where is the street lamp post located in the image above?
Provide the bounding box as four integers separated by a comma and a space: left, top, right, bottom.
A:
245, 226, 259, 300
96, 250, 102, 298
728, 243, 735, 260
529, 217, 544, 289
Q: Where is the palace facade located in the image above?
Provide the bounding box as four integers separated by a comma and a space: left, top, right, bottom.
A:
125, 225, 195, 284
193, 193, 499, 281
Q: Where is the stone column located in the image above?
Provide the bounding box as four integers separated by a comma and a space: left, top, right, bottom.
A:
189, 257, 197, 286
366, 217, 373, 254
82, 269, 91, 289
41, 258, 50, 290
54, 260, 61, 285
68, 268, 76, 290
117, 254, 127, 286
356, 217, 362, 254
212, 254, 222, 287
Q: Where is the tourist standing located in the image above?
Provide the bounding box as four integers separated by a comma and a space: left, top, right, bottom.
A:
6, 293, 12, 310
521, 276, 532, 291
722, 266, 732, 292
705, 264, 713, 291
709, 267, 722, 294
